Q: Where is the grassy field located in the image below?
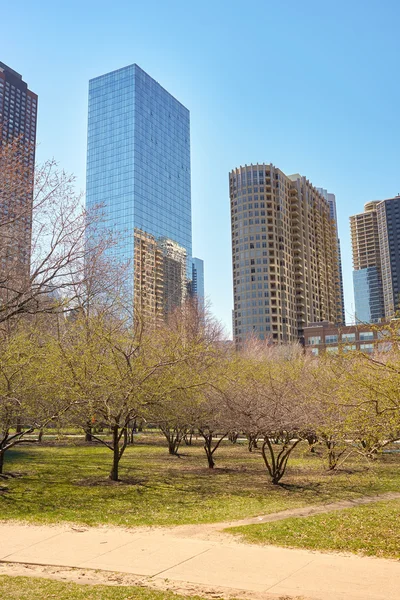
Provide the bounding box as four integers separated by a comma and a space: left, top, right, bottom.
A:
1, 434, 400, 527
227, 499, 400, 559
0, 576, 207, 600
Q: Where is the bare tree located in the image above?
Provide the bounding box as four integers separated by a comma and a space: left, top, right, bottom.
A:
0, 318, 76, 475
146, 301, 226, 458
0, 140, 115, 326
224, 340, 310, 484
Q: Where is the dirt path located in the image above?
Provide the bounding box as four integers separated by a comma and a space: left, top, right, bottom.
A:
166, 490, 400, 541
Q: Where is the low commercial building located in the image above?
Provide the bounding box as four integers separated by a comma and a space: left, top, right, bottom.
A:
303, 320, 392, 355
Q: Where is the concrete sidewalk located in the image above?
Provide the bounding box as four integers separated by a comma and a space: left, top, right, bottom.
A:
0, 522, 399, 600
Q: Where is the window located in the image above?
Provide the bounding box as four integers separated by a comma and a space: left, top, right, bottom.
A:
342, 333, 355, 342
343, 345, 357, 353
377, 330, 389, 340
325, 334, 338, 344
326, 346, 338, 354
360, 343, 374, 354
308, 336, 321, 345
378, 342, 392, 352
311, 348, 319, 356
359, 331, 374, 341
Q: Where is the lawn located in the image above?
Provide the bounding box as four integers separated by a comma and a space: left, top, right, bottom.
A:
227, 499, 400, 559
0, 576, 207, 600
1, 434, 400, 527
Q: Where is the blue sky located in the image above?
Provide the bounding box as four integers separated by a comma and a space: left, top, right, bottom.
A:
2, 0, 399, 335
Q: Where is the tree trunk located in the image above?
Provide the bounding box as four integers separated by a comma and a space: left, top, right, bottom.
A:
261, 436, 301, 485
110, 426, 120, 481
38, 428, 44, 443
160, 426, 183, 456
247, 433, 258, 452
229, 431, 239, 444
85, 423, 93, 442
168, 437, 180, 455
306, 433, 318, 453
183, 430, 193, 446
16, 418, 22, 433
109, 426, 129, 481
205, 447, 215, 468
198, 430, 227, 469
203, 435, 215, 468
0, 449, 4, 475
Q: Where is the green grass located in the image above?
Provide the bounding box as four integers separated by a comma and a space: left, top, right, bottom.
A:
227, 499, 400, 559
0, 576, 206, 599
1, 435, 400, 527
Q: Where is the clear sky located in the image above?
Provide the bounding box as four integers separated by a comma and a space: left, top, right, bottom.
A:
2, 0, 399, 335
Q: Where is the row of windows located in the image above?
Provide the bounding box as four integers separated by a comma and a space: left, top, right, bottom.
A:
308, 331, 375, 345
312, 343, 376, 356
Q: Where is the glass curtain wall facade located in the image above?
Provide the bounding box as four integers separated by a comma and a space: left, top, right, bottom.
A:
353, 267, 384, 323
190, 257, 204, 303
350, 201, 385, 323
86, 64, 192, 305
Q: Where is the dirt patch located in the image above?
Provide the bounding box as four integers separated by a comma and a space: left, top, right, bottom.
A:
0, 562, 308, 600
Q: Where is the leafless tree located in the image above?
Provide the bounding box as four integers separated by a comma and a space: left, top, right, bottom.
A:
0, 140, 115, 327
224, 340, 310, 484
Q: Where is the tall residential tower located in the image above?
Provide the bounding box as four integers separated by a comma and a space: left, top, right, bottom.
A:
317, 188, 345, 325
376, 196, 400, 317
350, 201, 384, 323
0, 62, 37, 286
230, 164, 343, 345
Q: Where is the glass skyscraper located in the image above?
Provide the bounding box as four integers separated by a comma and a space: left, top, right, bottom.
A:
353, 267, 384, 323
190, 257, 204, 304
86, 64, 192, 304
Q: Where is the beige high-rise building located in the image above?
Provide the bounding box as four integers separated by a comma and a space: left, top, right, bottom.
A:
350, 195, 400, 322
133, 229, 164, 324
158, 237, 187, 316
133, 229, 187, 324
350, 201, 381, 270
349, 201, 384, 323
230, 163, 343, 345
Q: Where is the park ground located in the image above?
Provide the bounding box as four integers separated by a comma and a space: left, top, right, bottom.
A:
1, 432, 400, 599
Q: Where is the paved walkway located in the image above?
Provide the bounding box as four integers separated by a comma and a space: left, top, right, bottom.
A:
1, 494, 400, 600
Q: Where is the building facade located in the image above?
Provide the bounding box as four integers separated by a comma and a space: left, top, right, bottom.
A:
376, 196, 400, 318
350, 196, 400, 322
350, 201, 384, 323
158, 237, 187, 316
86, 64, 193, 313
304, 320, 390, 355
230, 164, 343, 345
317, 188, 345, 324
133, 228, 164, 323
189, 257, 204, 305
0, 61, 38, 287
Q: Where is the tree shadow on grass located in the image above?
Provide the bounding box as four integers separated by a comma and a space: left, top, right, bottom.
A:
75, 476, 148, 487
277, 481, 323, 494
0, 471, 26, 480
